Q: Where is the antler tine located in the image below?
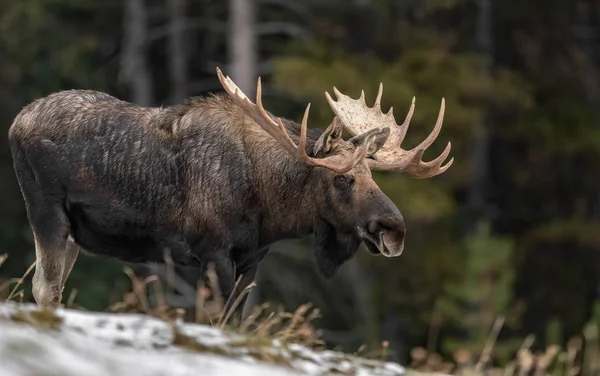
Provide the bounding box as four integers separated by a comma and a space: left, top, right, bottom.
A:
298, 103, 309, 156
391, 96, 416, 148
255, 77, 299, 153
218, 66, 301, 157
410, 98, 445, 151
216, 67, 248, 101
217, 67, 370, 174
398, 98, 450, 178
374, 83, 383, 108
401, 141, 454, 179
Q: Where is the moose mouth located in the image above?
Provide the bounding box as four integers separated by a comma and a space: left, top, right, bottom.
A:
363, 236, 388, 256
356, 224, 403, 257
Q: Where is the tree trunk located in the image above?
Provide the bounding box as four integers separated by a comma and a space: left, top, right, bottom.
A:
168, 0, 188, 103
228, 0, 259, 318
120, 0, 153, 106
228, 0, 258, 99
464, 0, 494, 344
468, 0, 493, 229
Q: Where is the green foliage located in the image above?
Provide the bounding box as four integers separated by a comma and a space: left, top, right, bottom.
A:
588, 302, 600, 330
374, 172, 455, 222
515, 220, 600, 338
62, 255, 130, 311
520, 219, 600, 249
0, 0, 112, 99
439, 221, 521, 361
511, 100, 600, 156
545, 318, 563, 346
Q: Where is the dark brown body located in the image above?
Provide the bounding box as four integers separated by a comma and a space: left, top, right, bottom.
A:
8, 89, 406, 316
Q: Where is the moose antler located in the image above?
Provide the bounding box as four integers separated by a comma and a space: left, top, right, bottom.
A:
216, 67, 374, 174
325, 84, 453, 179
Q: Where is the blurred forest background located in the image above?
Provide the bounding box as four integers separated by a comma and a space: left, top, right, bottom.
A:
1, 0, 600, 367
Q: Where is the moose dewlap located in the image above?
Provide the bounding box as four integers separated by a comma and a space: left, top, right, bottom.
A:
8, 67, 453, 318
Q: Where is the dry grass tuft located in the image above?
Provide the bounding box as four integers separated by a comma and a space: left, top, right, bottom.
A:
101, 259, 324, 352
170, 327, 229, 356
240, 302, 324, 350
0, 252, 324, 354
407, 324, 600, 376
0, 257, 35, 302
106, 266, 187, 323
7, 307, 63, 331
0, 253, 324, 369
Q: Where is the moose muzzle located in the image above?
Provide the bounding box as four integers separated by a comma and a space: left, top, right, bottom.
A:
358, 213, 406, 257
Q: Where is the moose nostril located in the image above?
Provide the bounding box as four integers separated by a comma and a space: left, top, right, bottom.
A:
368, 221, 379, 234
371, 218, 406, 236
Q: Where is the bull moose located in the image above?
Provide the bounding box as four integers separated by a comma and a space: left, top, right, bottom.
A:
8, 68, 453, 317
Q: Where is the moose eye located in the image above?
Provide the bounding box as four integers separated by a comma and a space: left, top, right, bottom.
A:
334, 175, 351, 189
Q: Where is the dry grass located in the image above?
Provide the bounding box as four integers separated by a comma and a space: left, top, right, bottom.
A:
0, 252, 326, 368
91, 253, 323, 349
2, 252, 599, 375
99, 254, 325, 351
108, 264, 324, 349
7, 307, 63, 331
0, 257, 35, 302
407, 324, 600, 376
0, 252, 323, 348
101, 258, 326, 367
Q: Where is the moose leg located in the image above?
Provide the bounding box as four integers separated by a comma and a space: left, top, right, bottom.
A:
30, 205, 71, 309
11, 140, 74, 308
61, 239, 80, 287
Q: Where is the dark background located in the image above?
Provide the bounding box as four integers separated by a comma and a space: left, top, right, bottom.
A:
1, 0, 600, 367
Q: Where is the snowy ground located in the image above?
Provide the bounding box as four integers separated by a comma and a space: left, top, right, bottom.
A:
0, 302, 410, 376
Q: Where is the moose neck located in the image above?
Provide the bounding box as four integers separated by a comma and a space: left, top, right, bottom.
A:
247, 118, 323, 244
248, 120, 363, 278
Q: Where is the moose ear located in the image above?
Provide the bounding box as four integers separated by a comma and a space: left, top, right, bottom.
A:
348, 127, 390, 157
313, 117, 344, 156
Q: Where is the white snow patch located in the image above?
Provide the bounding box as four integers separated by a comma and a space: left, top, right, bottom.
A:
0, 302, 407, 376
